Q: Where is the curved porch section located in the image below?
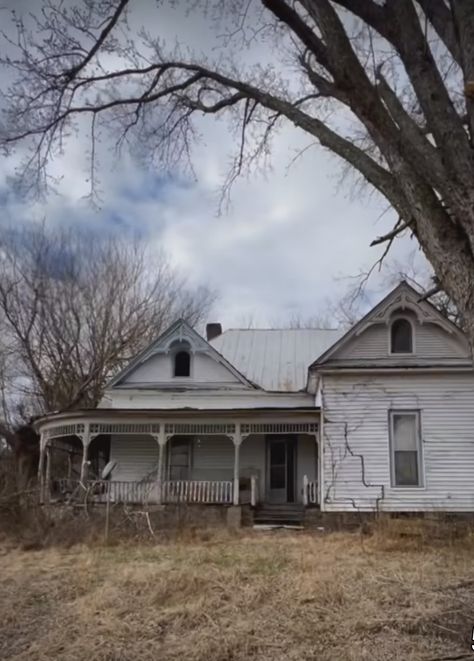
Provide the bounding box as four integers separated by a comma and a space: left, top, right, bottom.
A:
34, 409, 320, 508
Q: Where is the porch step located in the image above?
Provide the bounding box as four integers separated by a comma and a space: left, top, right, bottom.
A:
253, 504, 305, 526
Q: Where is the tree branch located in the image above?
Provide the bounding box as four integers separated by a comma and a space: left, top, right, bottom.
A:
370, 219, 413, 246
62, 0, 130, 83
416, 0, 462, 65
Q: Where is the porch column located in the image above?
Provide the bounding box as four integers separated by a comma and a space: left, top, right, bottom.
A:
155, 429, 168, 505
37, 433, 47, 504
232, 425, 242, 506
45, 445, 52, 504
79, 423, 91, 485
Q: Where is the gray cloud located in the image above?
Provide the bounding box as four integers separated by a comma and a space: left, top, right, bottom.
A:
0, 1, 428, 328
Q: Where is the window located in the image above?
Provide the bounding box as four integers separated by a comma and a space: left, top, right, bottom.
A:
174, 350, 190, 377
389, 411, 423, 487
168, 437, 192, 480
390, 318, 413, 354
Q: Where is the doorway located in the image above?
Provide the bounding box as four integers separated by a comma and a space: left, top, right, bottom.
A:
266, 436, 296, 503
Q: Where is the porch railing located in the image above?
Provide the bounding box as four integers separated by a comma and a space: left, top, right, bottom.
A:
55, 479, 156, 503
55, 478, 235, 504
55, 478, 233, 504
100, 480, 156, 503
303, 475, 318, 506
162, 480, 233, 504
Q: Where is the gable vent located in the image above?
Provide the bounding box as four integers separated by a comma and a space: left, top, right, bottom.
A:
206, 323, 222, 341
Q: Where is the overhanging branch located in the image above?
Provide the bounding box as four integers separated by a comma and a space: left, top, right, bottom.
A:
370, 219, 413, 246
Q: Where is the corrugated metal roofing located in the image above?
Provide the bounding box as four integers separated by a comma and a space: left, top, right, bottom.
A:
210, 329, 343, 392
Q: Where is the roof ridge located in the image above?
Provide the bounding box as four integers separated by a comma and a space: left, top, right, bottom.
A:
219, 327, 341, 332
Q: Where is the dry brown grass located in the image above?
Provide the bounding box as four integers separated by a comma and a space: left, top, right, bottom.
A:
1, 522, 473, 660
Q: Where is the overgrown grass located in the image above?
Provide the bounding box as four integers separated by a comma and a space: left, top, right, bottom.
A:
1, 522, 473, 660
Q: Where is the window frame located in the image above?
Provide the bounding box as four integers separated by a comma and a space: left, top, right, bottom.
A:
166, 436, 193, 481
389, 316, 415, 356
388, 409, 424, 488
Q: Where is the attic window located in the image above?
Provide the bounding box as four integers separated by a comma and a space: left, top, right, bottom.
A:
390, 318, 413, 354
174, 350, 191, 377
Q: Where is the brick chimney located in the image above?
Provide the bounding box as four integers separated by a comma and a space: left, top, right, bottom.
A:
206, 323, 222, 341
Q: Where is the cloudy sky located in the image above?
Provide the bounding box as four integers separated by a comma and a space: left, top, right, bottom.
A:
0, 0, 428, 328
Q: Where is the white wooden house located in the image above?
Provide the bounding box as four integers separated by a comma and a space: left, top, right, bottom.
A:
35, 282, 474, 520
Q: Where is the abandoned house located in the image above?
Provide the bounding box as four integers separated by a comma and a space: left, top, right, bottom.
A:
35, 281, 474, 524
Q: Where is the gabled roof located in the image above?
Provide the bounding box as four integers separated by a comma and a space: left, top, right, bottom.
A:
107, 319, 257, 389
210, 328, 343, 391
311, 281, 467, 367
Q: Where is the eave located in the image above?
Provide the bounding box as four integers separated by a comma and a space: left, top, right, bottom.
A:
33, 406, 320, 432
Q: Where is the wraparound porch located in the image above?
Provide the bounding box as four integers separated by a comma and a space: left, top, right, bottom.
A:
36, 409, 320, 508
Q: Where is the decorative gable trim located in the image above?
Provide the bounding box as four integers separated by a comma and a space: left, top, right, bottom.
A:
107, 319, 258, 390
355, 287, 455, 336
311, 281, 468, 367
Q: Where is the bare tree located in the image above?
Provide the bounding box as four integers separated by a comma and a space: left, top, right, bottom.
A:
0, 223, 216, 421
285, 311, 336, 330
1, 2, 474, 342
336, 248, 463, 332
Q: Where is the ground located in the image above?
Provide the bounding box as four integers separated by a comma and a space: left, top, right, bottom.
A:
0, 523, 473, 660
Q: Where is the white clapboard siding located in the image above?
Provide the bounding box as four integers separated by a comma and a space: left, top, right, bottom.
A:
109, 435, 159, 482
124, 352, 242, 386
334, 318, 467, 362
296, 435, 318, 502
240, 434, 265, 479
101, 389, 313, 411
109, 434, 268, 483
108, 433, 317, 505
322, 372, 474, 512
191, 435, 234, 480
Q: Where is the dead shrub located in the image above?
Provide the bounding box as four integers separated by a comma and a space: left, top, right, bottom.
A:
366, 514, 474, 551
1, 500, 239, 551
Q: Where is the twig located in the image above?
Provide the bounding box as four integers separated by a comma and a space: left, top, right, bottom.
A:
425, 654, 472, 661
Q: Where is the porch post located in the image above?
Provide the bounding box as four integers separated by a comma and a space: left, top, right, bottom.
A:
79, 423, 91, 485
232, 425, 242, 506
45, 445, 52, 504
303, 474, 309, 507
37, 433, 47, 504
155, 428, 167, 505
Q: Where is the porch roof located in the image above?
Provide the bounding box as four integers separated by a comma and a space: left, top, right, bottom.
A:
34, 406, 320, 434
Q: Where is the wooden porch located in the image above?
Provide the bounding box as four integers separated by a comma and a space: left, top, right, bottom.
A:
36, 410, 320, 508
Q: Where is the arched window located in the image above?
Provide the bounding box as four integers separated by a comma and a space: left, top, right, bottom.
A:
174, 350, 191, 377
390, 318, 413, 354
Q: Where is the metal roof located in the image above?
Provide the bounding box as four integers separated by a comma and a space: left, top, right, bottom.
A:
210, 329, 343, 392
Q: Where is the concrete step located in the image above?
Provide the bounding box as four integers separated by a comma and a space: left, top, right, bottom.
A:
254, 511, 304, 520
257, 503, 304, 512
254, 504, 305, 525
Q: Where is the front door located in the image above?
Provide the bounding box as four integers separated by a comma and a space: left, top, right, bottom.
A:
266, 436, 296, 503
